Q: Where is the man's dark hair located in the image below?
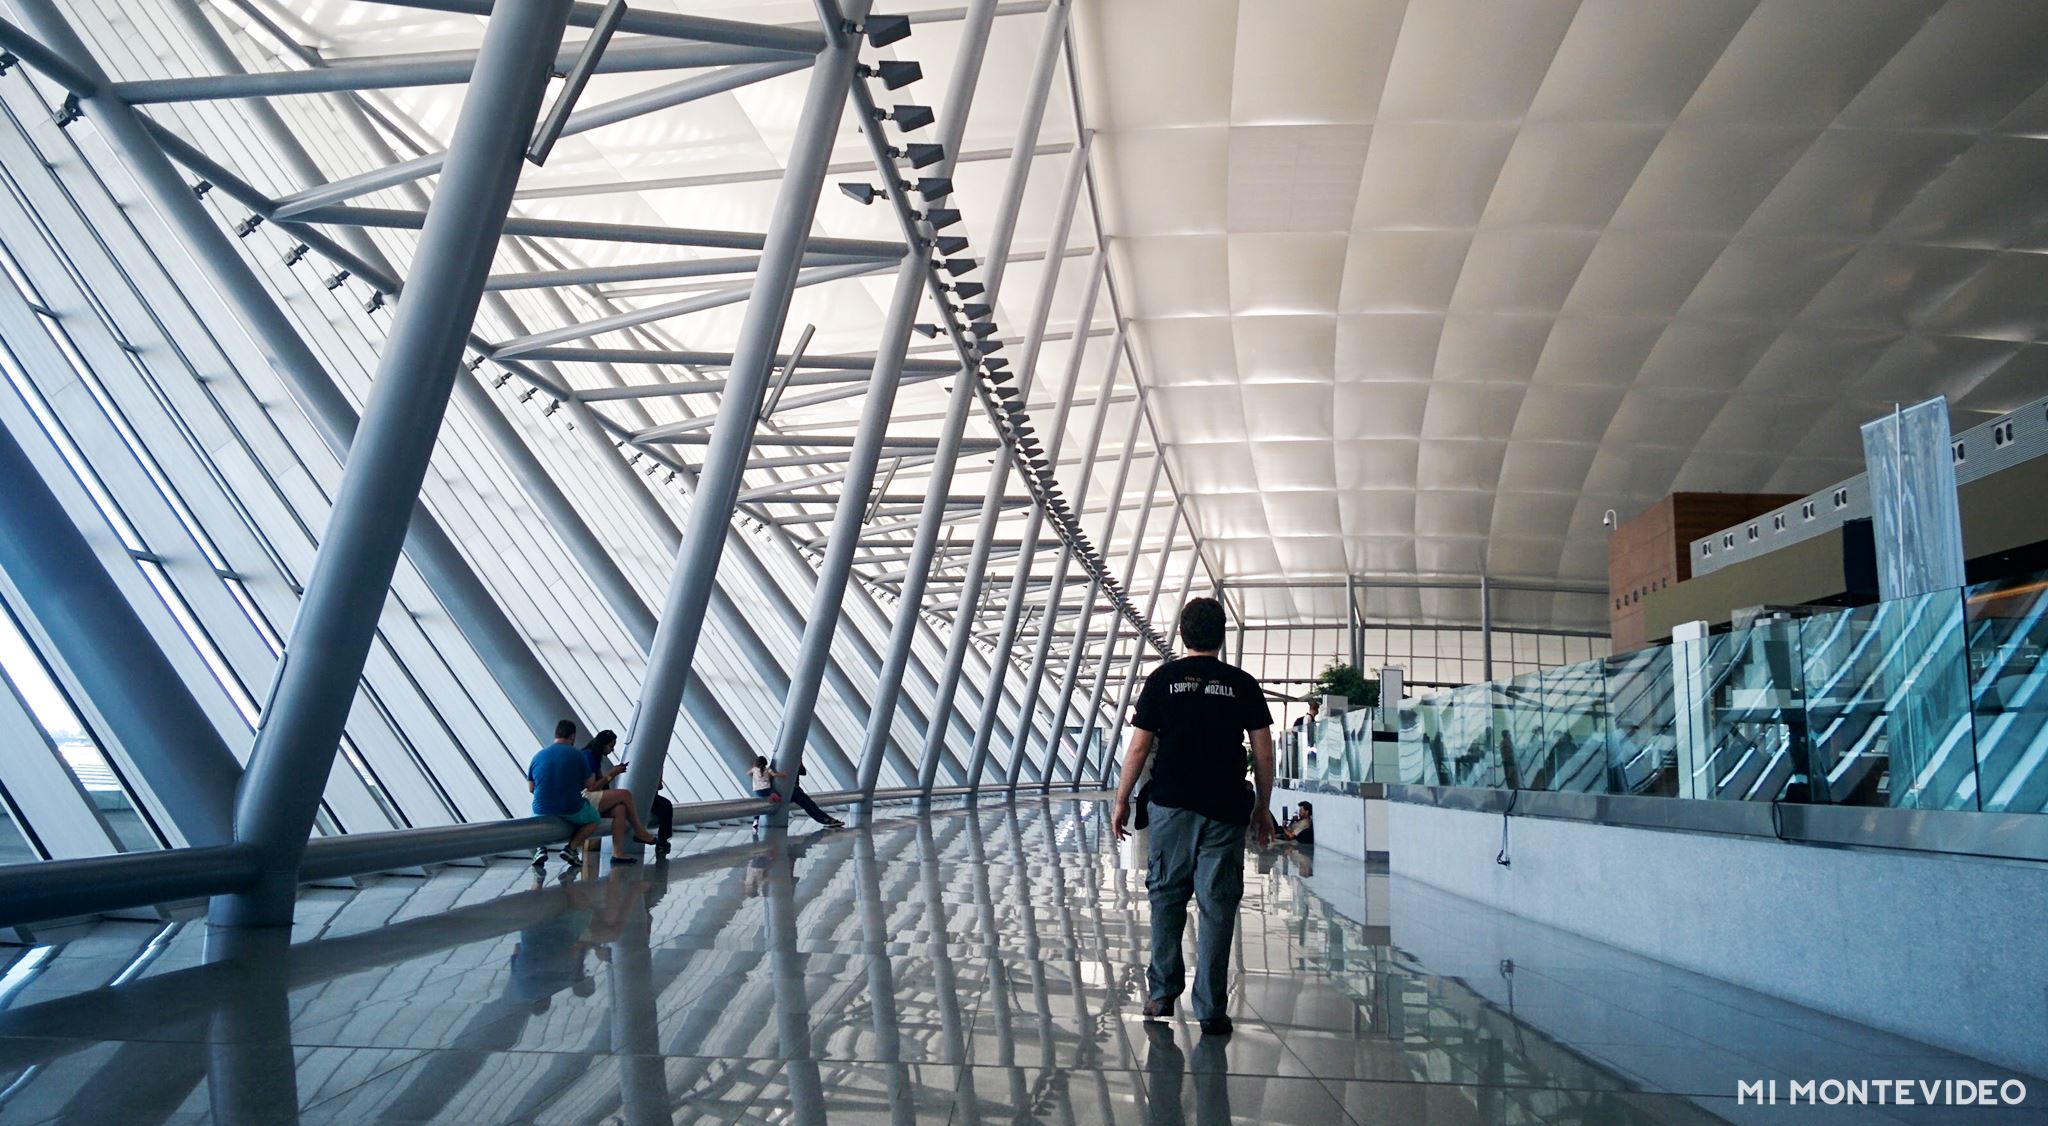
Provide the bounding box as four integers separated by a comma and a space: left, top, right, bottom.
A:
554, 719, 577, 740
1299, 801, 1313, 814
1179, 597, 1226, 652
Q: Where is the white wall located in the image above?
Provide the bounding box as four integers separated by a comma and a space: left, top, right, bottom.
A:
1271, 787, 1387, 860
1389, 801, 2048, 1080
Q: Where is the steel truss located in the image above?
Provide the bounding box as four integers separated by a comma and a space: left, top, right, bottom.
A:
0, 0, 1191, 930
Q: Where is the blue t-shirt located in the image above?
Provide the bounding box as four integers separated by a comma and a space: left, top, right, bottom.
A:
528, 743, 589, 816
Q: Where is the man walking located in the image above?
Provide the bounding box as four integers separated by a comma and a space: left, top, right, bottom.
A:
1111, 597, 1276, 1036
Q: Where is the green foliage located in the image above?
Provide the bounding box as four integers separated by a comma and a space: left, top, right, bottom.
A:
1313, 660, 1378, 709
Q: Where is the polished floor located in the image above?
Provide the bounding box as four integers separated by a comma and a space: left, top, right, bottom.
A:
0, 796, 2039, 1124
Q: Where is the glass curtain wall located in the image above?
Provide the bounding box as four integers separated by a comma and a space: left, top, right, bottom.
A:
0, 0, 1082, 860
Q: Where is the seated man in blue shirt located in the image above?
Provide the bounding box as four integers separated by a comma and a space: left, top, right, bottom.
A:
529, 719, 637, 868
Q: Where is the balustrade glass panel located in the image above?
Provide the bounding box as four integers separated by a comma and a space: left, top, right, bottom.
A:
1697, 620, 1807, 801
1442, 682, 1500, 788
1800, 592, 1975, 809
1604, 646, 1678, 796
1965, 574, 2048, 813
1542, 659, 1610, 793
1497, 671, 1544, 790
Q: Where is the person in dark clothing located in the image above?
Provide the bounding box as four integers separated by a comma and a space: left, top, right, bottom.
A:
1112, 597, 1275, 1037
789, 765, 845, 829
748, 756, 844, 829
1280, 800, 1314, 847
584, 730, 671, 855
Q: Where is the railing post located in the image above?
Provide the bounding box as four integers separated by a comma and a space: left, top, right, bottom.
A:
195, 0, 572, 924
621, 5, 869, 824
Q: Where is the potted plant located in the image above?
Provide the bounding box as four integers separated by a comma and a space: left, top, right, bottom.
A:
1312, 660, 1378, 710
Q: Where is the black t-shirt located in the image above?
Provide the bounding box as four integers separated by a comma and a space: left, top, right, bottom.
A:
1132, 654, 1273, 825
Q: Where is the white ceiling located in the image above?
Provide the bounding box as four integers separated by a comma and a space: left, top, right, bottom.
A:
1074, 0, 2048, 628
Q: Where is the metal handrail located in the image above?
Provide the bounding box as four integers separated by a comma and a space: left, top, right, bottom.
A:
0, 782, 1083, 931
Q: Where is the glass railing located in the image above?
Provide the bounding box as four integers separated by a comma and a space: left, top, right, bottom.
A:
1394, 569, 2048, 815
1281, 707, 1394, 787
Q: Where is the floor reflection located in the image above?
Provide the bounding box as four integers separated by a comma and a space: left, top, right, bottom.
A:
0, 797, 2037, 1124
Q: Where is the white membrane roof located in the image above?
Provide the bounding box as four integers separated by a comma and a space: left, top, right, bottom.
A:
1073, 0, 2048, 628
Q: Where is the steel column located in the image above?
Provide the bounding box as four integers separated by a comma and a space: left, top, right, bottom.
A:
886, 0, 1079, 793
768, 0, 1003, 798
1481, 570, 1494, 682
1108, 503, 1184, 760
1170, 536, 1202, 644
621, 9, 867, 819
1347, 572, 1361, 669
1043, 333, 1130, 785
766, 253, 926, 800
998, 258, 1109, 788
946, 135, 1091, 791
847, 0, 1050, 797
286, 97, 776, 796
1234, 591, 1247, 666
1079, 457, 1164, 785
205, 0, 571, 923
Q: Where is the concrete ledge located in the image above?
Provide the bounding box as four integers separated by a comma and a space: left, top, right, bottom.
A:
1386, 783, 2048, 864
1387, 800, 2048, 1079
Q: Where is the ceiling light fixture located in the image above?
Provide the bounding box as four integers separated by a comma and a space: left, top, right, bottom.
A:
875, 104, 935, 132
862, 13, 913, 47
892, 142, 945, 168
857, 59, 922, 90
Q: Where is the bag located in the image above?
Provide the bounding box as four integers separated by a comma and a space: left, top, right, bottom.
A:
1131, 781, 1152, 831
